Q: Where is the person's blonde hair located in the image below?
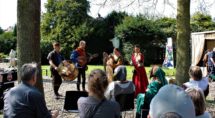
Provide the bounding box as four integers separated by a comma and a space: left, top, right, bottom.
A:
88, 69, 108, 99
185, 87, 206, 116
189, 66, 202, 81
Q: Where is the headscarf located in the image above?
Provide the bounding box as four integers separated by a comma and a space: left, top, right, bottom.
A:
150, 66, 168, 86
114, 65, 127, 81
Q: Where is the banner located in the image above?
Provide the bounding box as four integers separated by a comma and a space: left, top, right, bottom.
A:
110, 37, 120, 48
163, 37, 174, 68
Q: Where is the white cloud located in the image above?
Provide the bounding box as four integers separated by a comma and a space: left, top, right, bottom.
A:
0, 0, 17, 29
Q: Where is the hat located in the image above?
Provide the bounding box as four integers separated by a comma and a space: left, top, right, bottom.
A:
149, 84, 195, 118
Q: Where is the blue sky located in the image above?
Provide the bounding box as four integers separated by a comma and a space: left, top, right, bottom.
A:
0, 0, 215, 29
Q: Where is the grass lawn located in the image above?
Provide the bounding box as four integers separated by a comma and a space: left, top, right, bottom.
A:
42, 65, 176, 80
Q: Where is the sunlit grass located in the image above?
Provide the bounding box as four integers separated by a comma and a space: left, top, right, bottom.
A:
42, 65, 176, 80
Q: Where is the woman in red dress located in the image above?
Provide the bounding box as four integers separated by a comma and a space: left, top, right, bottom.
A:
131, 44, 149, 97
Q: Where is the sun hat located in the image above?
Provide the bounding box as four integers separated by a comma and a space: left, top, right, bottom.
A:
149, 84, 195, 118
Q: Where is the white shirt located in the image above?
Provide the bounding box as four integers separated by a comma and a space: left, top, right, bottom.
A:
105, 81, 135, 101
184, 77, 209, 91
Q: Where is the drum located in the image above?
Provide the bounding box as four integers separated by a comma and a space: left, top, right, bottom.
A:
57, 62, 78, 81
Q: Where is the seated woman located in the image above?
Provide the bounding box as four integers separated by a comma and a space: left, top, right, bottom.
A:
77, 69, 120, 118
136, 66, 168, 118
183, 66, 209, 97
105, 66, 135, 101
185, 87, 212, 118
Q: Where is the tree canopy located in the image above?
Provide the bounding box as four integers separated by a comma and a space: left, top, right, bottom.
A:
115, 16, 166, 65
41, 0, 92, 57
191, 12, 215, 32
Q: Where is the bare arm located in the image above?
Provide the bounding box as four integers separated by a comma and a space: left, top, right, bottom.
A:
210, 58, 215, 65
49, 60, 58, 70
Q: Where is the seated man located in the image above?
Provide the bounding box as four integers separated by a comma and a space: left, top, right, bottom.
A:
4, 63, 58, 118
105, 65, 135, 101
149, 85, 195, 118
183, 66, 209, 97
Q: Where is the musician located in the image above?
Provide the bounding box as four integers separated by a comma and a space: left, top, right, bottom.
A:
112, 48, 123, 69
47, 42, 65, 99
70, 40, 89, 91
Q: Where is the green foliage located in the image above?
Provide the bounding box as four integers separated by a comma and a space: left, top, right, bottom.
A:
0, 53, 7, 59
0, 32, 16, 54
40, 40, 53, 64
85, 11, 128, 63
41, 0, 91, 57
155, 17, 176, 38
115, 16, 166, 65
191, 12, 215, 32
13, 25, 17, 36
0, 27, 3, 34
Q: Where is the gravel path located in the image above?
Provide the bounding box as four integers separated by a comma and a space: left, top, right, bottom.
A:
44, 76, 215, 118
44, 77, 135, 118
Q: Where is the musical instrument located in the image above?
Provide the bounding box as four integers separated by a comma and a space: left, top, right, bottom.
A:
57, 61, 78, 81
78, 53, 98, 67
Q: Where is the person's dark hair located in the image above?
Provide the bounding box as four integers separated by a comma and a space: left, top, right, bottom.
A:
114, 48, 119, 52
160, 112, 182, 118
88, 69, 108, 99
53, 42, 60, 47
20, 63, 38, 82
134, 44, 140, 48
189, 66, 202, 81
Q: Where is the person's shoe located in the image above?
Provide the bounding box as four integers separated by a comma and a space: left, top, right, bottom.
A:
57, 94, 63, 97
77, 86, 80, 91
82, 88, 87, 92
54, 95, 60, 100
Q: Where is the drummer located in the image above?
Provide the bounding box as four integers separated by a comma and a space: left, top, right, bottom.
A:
47, 42, 65, 99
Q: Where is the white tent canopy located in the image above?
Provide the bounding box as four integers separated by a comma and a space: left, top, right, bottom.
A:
191, 30, 215, 66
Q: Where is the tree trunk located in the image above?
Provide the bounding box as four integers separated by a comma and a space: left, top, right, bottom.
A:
17, 0, 44, 94
176, 0, 191, 85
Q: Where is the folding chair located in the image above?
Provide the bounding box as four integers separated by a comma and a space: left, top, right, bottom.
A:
61, 91, 88, 117
115, 92, 135, 118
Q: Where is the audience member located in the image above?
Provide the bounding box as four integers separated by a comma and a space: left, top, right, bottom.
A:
183, 66, 209, 97
136, 66, 167, 118
208, 48, 215, 76
149, 84, 195, 118
77, 69, 120, 118
4, 63, 58, 118
168, 78, 177, 85
105, 66, 135, 101
208, 48, 215, 80
186, 87, 212, 118
203, 49, 211, 75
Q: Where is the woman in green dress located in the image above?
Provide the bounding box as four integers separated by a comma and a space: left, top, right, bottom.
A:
136, 65, 168, 118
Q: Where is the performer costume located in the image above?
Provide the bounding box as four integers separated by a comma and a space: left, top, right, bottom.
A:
136, 67, 167, 118
70, 47, 87, 91
131, 52, 148, 97
47, 50, 64, 96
